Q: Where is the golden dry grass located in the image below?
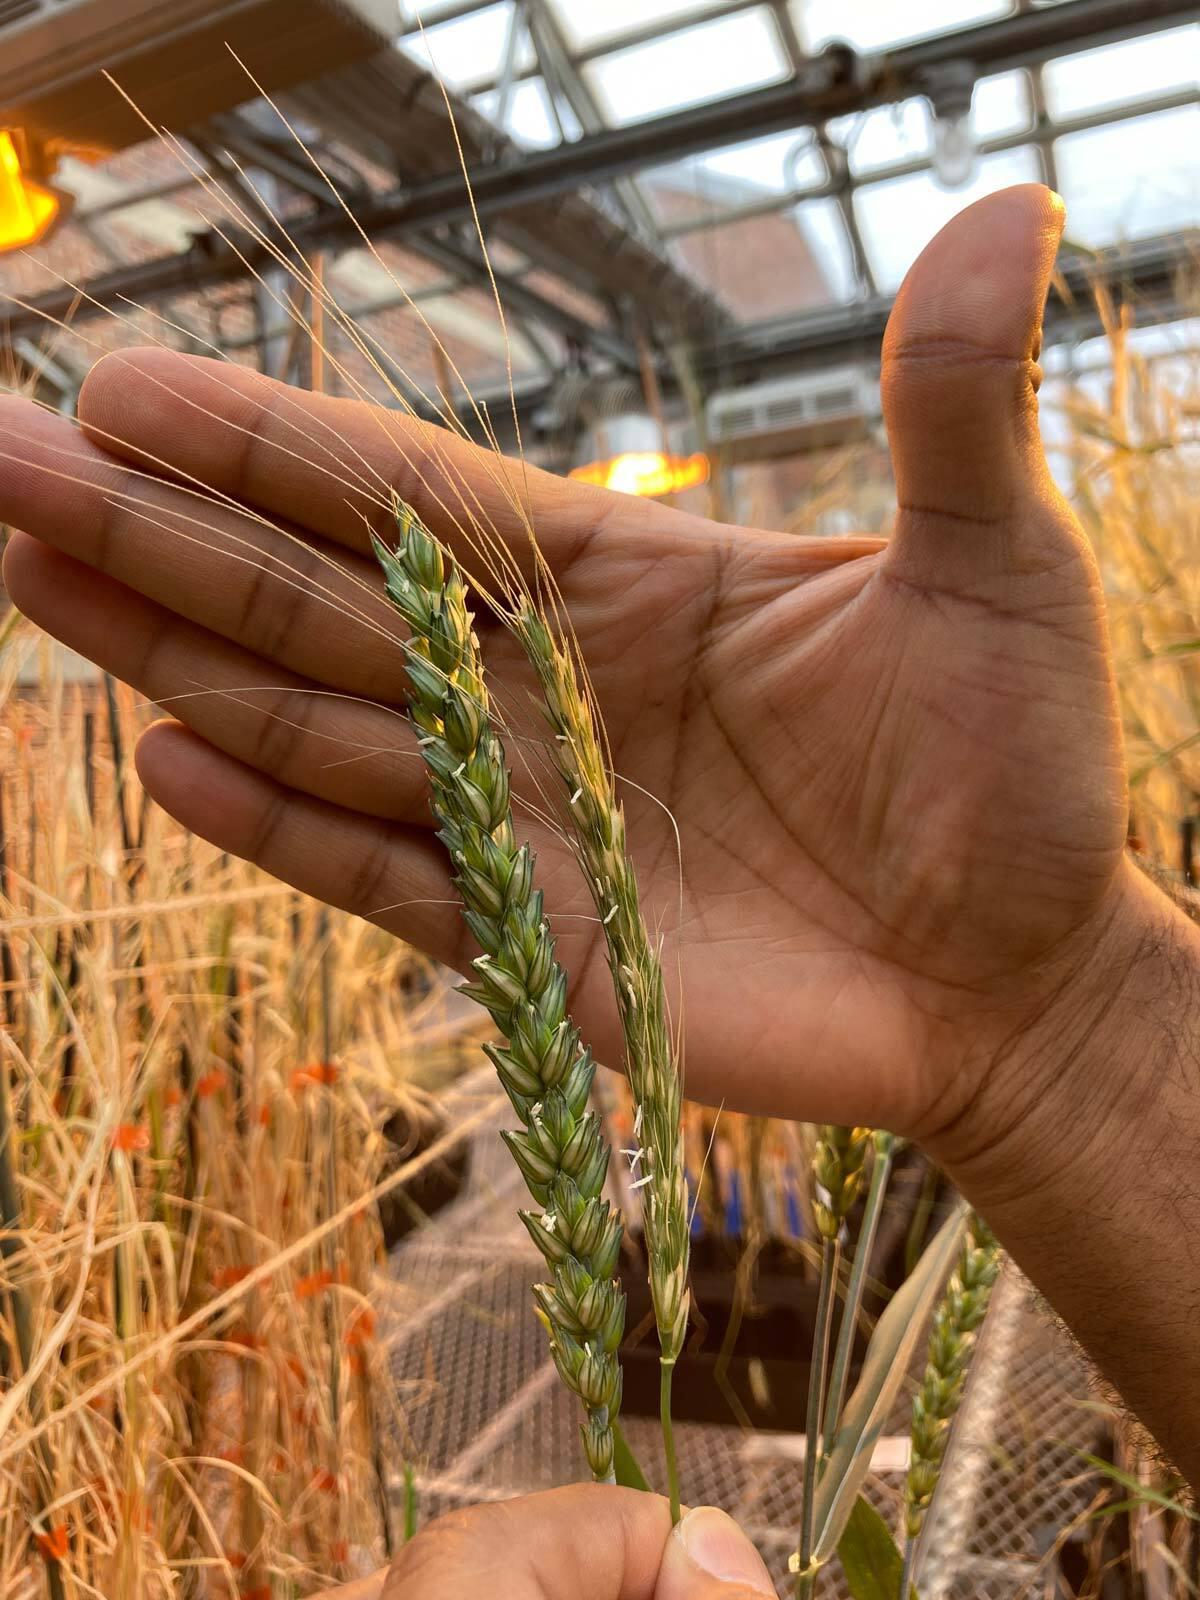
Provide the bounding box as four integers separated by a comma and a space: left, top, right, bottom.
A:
0, 633, 475, 1599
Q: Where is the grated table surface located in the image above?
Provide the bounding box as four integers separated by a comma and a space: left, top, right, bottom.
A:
386, 1072, 1101, 1596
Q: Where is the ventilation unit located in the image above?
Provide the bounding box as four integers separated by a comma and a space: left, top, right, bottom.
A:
0, 0, 395, 153
706, 368, 879, 462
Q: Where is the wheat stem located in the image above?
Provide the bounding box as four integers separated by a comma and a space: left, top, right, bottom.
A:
797, 1235, 839, 1599
660, 1357, 682, 1524
822, 1131, 897, 1459
796, 1124, 870, 1592
899, 1536, 917, 1600
374, 505, 625, 1483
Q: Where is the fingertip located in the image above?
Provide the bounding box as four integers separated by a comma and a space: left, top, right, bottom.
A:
880, 183, 1071, 538
2, 533, 99, 631
885, 182, 1065, 366
79, 345, 188, 417
1, 528, 41, 599
78, 346, 257, 470
657, 1507, 777, 1599
134, 719, 215, 810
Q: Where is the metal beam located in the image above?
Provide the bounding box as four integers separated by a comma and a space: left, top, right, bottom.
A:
686, 233, 1190, 388
700, 88, 1200, 252
220, 272, 464, 351
523, 0, 662, 243
658, 83, 1199, 241
410, 232, 639, 370
467, 0, 784, 96
2, 0, 1193, 342
437, 230, 1192, 435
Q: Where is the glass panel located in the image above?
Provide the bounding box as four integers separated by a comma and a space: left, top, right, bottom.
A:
853, 145, 1043, 292
972, 70, 1033, 138
554, 0, 729, 51
692, 132, 826, 194
793, 198, 861, 302
668, 206, 849, 319
586, 9, 789, 126
472, 78, 579, 148
1054, 106, 1200, 248
828, 98, 931, 175
399, 1, 534, 92
642, 132, 826, 224
1043, 26, 1200, 121
794, 0, 1010, 54
399, 0, 472, 21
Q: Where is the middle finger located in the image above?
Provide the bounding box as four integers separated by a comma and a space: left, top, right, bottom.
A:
0, 396, 407, 701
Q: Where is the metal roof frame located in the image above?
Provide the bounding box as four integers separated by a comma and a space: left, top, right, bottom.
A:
1, 0, 1194, 404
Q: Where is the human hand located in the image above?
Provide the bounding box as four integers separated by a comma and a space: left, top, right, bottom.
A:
314, 1488, 775, 1600
0, 184, 1129, 1152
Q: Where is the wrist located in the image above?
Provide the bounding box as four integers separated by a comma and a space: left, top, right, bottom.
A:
922, 860, 1199, 1206
918, 860, 1200, 1483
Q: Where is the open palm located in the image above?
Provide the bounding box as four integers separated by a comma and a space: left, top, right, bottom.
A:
0, 186, 1128, 1140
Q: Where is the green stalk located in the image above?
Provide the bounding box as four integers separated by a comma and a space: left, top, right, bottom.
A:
796, 1125, 868, 1595
797, 1237, 840, 1598
822, 1132, 896, 1459
403, 1463, 419, 1542
899, 1536, 917, 1600
375, 507, 626, 1483
660, 1359, 681, 1524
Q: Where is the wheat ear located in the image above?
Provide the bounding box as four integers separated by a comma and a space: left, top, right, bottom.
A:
900, 1213, 1000, 1588
510, 601, 689, 1519
373, 506, 625, 1484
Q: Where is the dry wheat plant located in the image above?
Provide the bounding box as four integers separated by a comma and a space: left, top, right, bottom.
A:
0, 623, 489, 1597
1043, 287, 1200, 1587
1058, 283, 1200, 872
0, 52, 1195, 1600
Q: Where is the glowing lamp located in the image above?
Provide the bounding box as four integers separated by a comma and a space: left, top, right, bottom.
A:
0, 131, 63, 254
570, 450, 709, 499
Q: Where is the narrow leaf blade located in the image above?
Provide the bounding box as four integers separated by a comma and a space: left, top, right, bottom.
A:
613, 1422, 651, 1492
812, 1206, 968, 1565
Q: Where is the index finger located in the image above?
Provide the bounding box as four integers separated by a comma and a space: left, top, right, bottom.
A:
77, 348, 654, 579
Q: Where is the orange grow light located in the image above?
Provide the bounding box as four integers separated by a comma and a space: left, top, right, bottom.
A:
0, 130, 63, 253
569, 450, 709, 499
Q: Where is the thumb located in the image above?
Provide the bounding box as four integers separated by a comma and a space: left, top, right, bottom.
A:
881, 183, 1069, 592
655, 1508, 777, 1600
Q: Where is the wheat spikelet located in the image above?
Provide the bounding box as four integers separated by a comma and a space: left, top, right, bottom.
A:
811, 1125, 871, 1242
373, 503, 625, 1483
904, 1214, 1000, 1543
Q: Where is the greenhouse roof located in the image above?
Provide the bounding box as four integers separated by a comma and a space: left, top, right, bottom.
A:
2, 0, 1196, 414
